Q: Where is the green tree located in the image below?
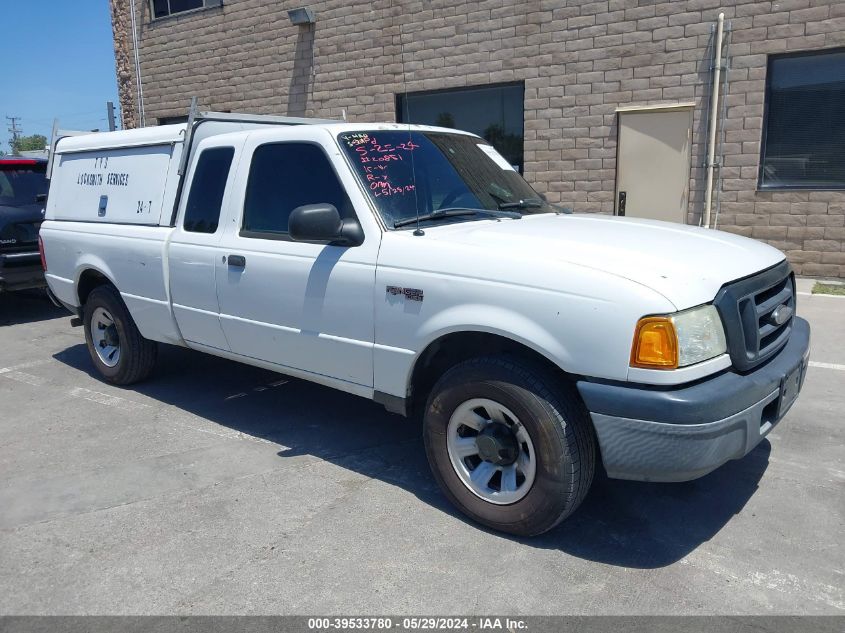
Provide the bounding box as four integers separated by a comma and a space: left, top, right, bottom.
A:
11, 134, 48, 155
435, 112, 455, 128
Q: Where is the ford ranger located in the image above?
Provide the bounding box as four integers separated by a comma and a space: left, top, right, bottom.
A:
40, 111, 810, 536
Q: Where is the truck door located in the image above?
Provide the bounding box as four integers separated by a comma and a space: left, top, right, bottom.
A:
214, 130, 378, 388
168, 144, 237, 351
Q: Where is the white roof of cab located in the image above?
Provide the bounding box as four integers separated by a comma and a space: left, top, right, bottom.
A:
54, 121, 478, 155
318, 122, 478, 137
55, 124, 187, 153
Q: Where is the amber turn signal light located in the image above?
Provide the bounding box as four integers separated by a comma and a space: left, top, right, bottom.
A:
630, 316, 679, 369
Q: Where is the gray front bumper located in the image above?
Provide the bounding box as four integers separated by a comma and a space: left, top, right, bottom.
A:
577, 317, 811, 482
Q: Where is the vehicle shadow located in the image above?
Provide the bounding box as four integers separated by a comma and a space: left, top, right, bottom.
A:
0, 289, 66, 326
532, 442, 770, 567
53, 341, 770, 569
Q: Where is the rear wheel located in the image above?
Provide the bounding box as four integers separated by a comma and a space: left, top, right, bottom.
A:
83, 285, 157, 385
423, 355, 595, 536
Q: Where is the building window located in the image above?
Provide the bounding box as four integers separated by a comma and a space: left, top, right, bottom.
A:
241, 143, 354, 239
183, 147, 234, 234
158, 115, 189, 126
396, 82, 525, 173
760, 48, 845, 190
151, 0, 221, 19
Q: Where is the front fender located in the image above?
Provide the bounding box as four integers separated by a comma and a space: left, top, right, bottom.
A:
374, 300, 586, 402
416, 303, 572, 371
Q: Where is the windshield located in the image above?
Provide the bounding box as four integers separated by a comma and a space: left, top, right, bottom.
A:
338, 131, 556, 229
0, 163, 48, 207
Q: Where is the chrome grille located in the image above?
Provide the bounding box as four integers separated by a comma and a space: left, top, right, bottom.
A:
713, 260, 795, 372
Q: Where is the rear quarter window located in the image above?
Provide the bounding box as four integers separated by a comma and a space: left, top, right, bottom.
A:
183, 147, 235, 233
0, 163, 48, 207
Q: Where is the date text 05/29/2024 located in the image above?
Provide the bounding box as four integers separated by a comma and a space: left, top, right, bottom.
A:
306, 617, 528, 631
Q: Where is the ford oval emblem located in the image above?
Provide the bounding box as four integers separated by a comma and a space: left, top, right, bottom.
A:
770, 304, 793, 326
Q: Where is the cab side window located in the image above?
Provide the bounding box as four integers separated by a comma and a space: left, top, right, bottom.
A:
241, 143, 354, 239
183, 147, 235, 234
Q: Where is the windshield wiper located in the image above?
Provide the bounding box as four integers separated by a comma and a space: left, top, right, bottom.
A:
497, 197, 544, 210
393, 207, 519, 229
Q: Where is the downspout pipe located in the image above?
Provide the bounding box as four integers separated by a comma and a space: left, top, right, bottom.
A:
129, 0, 146, 127
703, 12, 724, 229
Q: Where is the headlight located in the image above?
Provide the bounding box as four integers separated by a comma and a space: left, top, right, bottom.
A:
631, 305, 727, 370
673, 305, 727, 367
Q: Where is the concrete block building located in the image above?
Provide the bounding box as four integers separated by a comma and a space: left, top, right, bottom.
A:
110, 0, 845, 276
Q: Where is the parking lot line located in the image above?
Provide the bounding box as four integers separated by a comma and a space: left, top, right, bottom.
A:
0, 370, 48, 386
797, 291, 845, 299
0, 359, 51, 374
67, 387, 150, 411
808, 361, 845, 371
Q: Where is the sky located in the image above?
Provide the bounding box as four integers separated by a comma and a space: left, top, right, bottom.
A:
1, 1, 119, 153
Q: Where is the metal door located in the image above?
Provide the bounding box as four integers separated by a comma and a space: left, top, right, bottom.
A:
615, 107, 693, 223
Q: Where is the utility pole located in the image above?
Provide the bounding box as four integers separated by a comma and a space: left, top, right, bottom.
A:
106, 101, 117, 132
6, 116, 22, 154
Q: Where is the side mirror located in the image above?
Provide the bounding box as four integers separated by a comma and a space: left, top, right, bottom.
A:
288, 203, 364, 247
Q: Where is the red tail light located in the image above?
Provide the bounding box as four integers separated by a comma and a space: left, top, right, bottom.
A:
0, 158, 38, 166
38, 236, 47, 272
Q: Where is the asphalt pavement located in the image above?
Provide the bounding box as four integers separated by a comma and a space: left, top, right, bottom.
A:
0, 284, 842, 614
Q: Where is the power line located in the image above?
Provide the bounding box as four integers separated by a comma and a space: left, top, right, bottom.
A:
6, 116, 22, 153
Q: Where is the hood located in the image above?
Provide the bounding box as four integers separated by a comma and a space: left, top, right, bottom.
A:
423, 213, 785, 310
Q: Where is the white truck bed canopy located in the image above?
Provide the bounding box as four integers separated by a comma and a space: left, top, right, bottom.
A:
45, 106, 340, 227
54, 124, 187, 154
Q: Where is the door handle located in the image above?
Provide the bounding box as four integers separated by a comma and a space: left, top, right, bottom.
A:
227, 254, 246, 268
617, 191, 627, 216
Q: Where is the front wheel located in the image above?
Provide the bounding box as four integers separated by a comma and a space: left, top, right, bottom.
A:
423, 356, 596, 536
83, 285, 157, 385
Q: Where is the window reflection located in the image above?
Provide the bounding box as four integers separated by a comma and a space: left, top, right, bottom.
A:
761, 49, 845, 190
397, 82, 525, 173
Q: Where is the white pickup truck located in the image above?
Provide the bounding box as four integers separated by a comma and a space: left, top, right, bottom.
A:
41, 111, 810, 536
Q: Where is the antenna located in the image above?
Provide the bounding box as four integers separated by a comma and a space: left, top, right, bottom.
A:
391, 0, 423, 236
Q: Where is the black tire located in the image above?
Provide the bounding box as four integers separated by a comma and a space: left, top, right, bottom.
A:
83, 284, 157, 385
423, 355, 596, 536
